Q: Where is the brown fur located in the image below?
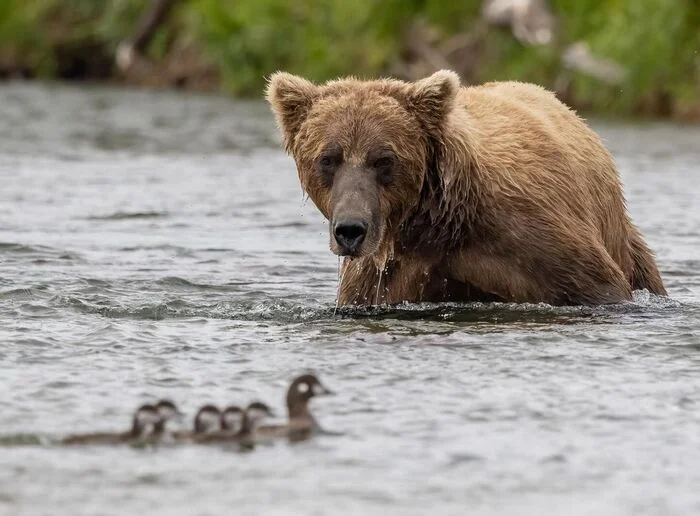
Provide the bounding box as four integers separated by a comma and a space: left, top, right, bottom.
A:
266, 70, 666, 306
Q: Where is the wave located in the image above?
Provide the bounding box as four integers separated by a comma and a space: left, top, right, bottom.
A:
52, 290, 681, 324
86, 211, 170, 221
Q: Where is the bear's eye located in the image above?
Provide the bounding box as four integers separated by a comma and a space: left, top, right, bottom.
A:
372, 156, 394, 169
318, 151, 342, 172
317, 150, 342, 187
370, 153, 395, 186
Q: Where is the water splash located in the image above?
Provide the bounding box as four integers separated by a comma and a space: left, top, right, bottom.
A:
375, 265, 384, 306
334, 256, 345, 316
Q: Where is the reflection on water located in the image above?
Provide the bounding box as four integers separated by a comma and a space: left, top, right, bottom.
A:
1, 82, 700, 516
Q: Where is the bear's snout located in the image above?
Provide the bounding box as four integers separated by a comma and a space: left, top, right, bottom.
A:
333, 219, 367, 256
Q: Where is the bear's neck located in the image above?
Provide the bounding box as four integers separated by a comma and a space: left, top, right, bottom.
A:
397, 133, 484, 257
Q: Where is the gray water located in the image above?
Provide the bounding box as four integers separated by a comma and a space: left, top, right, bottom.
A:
1, 82, 699, 516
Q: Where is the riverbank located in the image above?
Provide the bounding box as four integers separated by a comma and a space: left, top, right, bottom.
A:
1, 0, 699, 120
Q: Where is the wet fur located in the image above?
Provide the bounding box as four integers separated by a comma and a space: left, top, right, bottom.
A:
267, 71, 667, 306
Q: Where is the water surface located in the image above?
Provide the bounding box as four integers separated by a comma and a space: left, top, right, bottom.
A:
1, 82, 699, 516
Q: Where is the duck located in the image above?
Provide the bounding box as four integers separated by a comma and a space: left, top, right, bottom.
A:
172, 404, 221, 441
154, 399, 184, 427
195, 404, 223, 434
145, 399, 185, 443
252, 374, 334, 442
61, 403, 162, 446
239, 401, 275, 437
220, 405, 245, 434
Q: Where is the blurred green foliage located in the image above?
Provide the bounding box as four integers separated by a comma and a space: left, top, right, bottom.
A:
191, 0, 394, 91
1, 0, 698, 115
0, 0, 182, 76
553, 0, 700, 112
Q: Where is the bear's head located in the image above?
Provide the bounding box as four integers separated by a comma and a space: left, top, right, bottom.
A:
266, 70, 460, 260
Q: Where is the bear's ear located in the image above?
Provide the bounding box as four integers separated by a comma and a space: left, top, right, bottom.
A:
406, 70, 461, 133
266, 72, 319, 151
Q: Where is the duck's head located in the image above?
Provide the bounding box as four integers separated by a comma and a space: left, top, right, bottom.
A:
155, 399, 185, 422
285, 374, 334, 420
194, 404, 221, 434
131, 403, 161, 436
287, 374, 333, 403
244, 401, 275, 429
220, 405, 245, 433
152, 399, 185, 433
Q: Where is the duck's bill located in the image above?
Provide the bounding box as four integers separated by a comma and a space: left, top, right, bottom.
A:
313, 384, 335, 396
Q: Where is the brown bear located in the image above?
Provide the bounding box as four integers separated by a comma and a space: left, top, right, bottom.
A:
266, 70, 666, 306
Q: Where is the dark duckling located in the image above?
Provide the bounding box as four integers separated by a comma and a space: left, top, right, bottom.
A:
195, 404, 222, 434
239, 402, 275, 437
173, 404, 221, 441
154, 400, 184, 426
148, 399, 185, 444
220, 405, 245, 434
61, 404, 161, 446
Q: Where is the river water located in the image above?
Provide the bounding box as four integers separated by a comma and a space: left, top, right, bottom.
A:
0, 82, 699, 516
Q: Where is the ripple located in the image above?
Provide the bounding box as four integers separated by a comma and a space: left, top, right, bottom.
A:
152, 276, 244, 292
0, 434, 49, 447
0, 288, 35, 300
0, 242, 56, 254
0, 242, 81, 262
43, 291, 682, 328
86, 211, 170, 221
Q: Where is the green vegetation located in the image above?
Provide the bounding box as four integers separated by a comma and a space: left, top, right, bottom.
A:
1, 0, 699, 117
0, 0, 146, 76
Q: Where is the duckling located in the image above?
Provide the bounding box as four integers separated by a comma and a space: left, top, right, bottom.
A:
195, 404, 222, 434
148, 399, 185, 444
172, 404, 221, 441
239, 402, 275, 437
154, 399, 184, 424
235, 401, 275, 448
220, 405, 245, 434
252, 374, 334, 441
61, 404, 161, 446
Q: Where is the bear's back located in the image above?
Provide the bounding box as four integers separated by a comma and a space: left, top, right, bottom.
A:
462, 81, 605, 159
457, 80, 619, 200
456, 81, 627, 255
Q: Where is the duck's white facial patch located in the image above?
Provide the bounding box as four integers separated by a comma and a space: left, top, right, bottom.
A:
138, 409, 161, 426
158, 407, 175, 418
200, 411, 220, 428
223, 412, 243, 430
297, 382, 310, 393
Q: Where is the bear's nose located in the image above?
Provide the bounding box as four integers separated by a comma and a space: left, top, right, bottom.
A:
333, 220, 367, 255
